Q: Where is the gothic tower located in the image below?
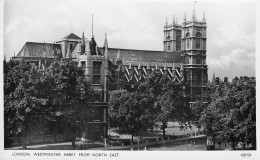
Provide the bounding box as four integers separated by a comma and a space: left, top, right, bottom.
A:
181, 11, 208, 103
163, 16, 182, 52
77, 32, 108, 140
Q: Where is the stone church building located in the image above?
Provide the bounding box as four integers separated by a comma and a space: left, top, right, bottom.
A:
12, 11, 208, 143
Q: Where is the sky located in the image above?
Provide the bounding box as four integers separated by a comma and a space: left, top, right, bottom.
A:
2, 0, 257, 80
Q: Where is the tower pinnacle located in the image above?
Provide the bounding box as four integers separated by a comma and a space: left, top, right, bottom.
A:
91, 14, 94, 38
202, 11, 206, 23
81, 31, 86, 53
183, 12, 186, 25
192, 1, 197, 22
104, 33, 108, 55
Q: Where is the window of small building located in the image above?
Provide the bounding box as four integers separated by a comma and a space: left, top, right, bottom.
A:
92, 61, 102, 84
93, 61, 101, 74
93, 93, 102, 102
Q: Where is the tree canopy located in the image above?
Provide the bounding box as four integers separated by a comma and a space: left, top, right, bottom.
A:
108, 71, 193, 140
4, 60, 93, 148
199, 82, 256, 150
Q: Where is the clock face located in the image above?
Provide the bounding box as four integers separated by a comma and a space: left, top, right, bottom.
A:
185, 57, 189, 64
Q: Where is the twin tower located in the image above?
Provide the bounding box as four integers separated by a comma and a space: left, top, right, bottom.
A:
164, 11, 208, 103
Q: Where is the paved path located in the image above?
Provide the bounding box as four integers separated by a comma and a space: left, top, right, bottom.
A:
89, 135, 206, 150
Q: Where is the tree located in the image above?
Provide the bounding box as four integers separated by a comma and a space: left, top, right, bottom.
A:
137, 72, 192, 139
4, 60, 94, 148
43, 60, 94, 147
191, 100, 207, 131
4, 61, 49, 148
108, 90, 151, 143
199, 82, 256, 150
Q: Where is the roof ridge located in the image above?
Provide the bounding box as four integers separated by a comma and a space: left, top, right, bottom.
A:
62, 33, 81, 40
98, 47, 180, 53
25, 42, 60, 45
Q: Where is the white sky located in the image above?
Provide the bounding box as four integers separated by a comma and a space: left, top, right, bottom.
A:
3, 0, 257, 80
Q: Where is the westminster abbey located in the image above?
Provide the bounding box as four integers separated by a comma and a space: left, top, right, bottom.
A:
12, 10, 208, 142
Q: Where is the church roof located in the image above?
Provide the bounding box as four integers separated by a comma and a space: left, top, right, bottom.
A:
16, 42, 62, 58
99, 47, 181, 64
62, 33, 81, 41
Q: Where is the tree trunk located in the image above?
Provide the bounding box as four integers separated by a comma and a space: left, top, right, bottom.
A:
23, 135, 27, 149
231, 142, 236, 150
72, 133, 76, 147
162, 126, 166, 140
131, 132, 134, 144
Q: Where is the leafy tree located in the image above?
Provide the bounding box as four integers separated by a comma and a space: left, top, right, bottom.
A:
4, 61, 49, 148
200, 82, 256, 150
109, 90, 151, 143
43, 60, 94, 147
4, 60, 94, 148
191, 100, 207, 131
137, 72, 192, 139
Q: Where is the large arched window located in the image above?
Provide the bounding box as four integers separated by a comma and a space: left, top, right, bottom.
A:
196, 32, 202, 49
176, 31, 181, 51
186, 32, 190, 49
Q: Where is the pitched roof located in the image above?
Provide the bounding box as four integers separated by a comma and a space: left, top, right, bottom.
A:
99, 47, 181, 64
17, 42, 62, 58
62, 33, 81, 40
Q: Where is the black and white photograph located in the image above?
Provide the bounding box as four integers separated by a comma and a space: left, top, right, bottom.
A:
1, 0, 259, 159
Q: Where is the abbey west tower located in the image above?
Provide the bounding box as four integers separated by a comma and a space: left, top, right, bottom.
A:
164, 11, 208, 103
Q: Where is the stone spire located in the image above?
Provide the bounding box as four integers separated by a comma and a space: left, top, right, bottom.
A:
180, 63, 183, 78
103, 33, 108, 49
192, 1, 197, 22
147, 62, 151, 75
163, 61, 167, 71
81, 31, 85, 53
172, 62, 176, 77
173, 15, 175, 25
165, 16, 168, 26
163, 61, 167, 74
116, 49, 122, 62
104, 33, 108, 58
202, 11, 206, 23
155, 62, 159, 71
183, 12, 186, 25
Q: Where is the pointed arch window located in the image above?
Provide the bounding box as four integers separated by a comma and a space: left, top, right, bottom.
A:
196, 32, 202, 49
176, 31, 181, 51
186, 32, 190, 49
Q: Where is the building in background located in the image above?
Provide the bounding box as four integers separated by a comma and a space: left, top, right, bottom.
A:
11, 10, 208, 143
